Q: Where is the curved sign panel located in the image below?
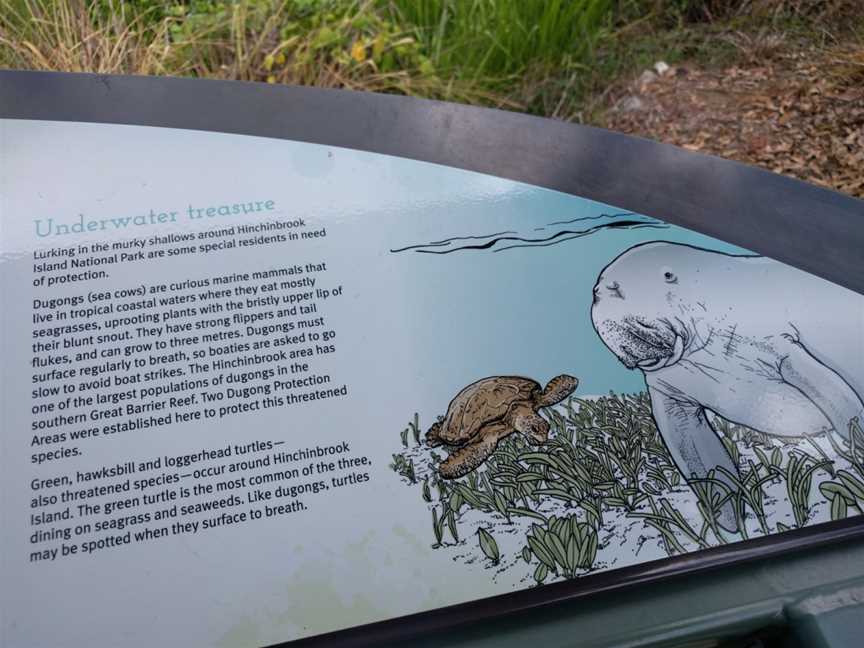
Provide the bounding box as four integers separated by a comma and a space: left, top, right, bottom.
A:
1, 71, 863, 647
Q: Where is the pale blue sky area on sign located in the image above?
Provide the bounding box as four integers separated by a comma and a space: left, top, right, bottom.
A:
379, 183, 750, 398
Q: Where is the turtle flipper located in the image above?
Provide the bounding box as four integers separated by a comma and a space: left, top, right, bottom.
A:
537, 374, 578, 407
510, 402, 550, 444
439, 422, 511, 479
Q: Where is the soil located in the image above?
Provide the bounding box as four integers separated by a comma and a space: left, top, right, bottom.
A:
601, 43, 864, 199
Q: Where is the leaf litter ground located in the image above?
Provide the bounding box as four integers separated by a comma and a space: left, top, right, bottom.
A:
602, 43, 864, 198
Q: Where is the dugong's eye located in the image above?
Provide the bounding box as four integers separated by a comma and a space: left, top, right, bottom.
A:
663, 270, 677, 284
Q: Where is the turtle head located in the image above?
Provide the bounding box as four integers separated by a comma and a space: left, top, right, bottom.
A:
539, 375, 578, 407
425, 420, 443, 447
591, 242, 696, 372
511, 408, 551, 444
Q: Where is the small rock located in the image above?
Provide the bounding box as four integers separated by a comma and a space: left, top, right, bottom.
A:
638, 70, 658, 87
617, 96, 645, 113
654, 60, 671, 76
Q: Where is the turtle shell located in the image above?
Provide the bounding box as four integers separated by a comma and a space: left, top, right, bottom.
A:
437, 376, 541, 445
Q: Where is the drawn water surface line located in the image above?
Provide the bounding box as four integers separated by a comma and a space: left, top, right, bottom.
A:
535, 211, 636, 230
391, 216, 669, 255
391, 230, 518, 253
493, 222, 669, 252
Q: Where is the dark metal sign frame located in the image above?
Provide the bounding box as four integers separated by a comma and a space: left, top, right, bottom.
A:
2, 69, 863, 647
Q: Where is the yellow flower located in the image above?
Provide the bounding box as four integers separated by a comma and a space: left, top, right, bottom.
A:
351, 41, 366, 63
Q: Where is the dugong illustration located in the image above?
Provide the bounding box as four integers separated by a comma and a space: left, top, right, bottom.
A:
591, 241, 864, 531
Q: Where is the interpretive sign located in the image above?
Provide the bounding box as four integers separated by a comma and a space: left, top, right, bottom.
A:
1, 71, 863, 647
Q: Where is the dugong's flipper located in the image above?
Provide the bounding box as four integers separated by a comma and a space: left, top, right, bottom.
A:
778, 336, 864, 440
647, 382, 740, 533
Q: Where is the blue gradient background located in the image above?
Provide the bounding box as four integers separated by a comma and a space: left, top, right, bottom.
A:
379, 181, 750, 400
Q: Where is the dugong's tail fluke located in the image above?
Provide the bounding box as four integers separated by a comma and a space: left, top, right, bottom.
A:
539, 375, 579, 407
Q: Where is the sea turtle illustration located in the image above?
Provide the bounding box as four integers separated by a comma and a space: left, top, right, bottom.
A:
426, 375, 578, 479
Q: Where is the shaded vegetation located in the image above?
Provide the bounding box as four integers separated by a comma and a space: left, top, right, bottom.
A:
1, 1, 860, 195
1, 0, 859, 119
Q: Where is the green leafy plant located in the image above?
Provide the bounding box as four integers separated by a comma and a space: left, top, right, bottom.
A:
628, 496, 709, 554
399, 392, 857, 582
477, 527, 499, 565
431, 505, 444, 547
780, 450, 831, 527
409, 412, 421, 445
820, 419, 864, 520
390, 452, 416, 483
525, 515, 598, 579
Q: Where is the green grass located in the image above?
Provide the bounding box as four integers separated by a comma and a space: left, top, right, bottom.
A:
385, 0, 612, 74
383, 0, 612, 101
4, 0, 854, 123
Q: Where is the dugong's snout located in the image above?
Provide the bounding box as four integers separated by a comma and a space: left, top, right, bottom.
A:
591, 249, 689, 372
592, 312, 684, 373
592, 278, 625, 304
